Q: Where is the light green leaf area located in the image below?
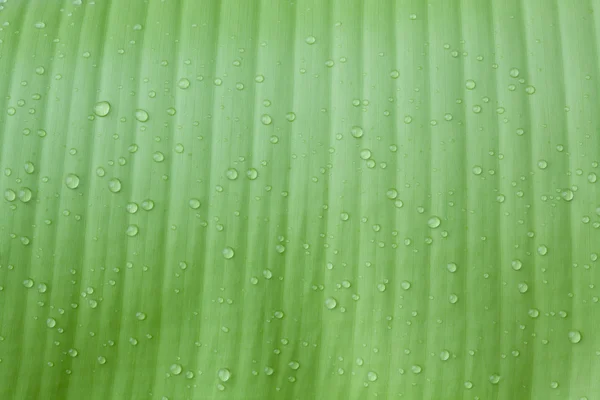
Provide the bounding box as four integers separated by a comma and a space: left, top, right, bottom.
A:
0, 0, 599, 399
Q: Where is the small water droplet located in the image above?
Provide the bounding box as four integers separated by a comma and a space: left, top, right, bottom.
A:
305, 36, 316, 45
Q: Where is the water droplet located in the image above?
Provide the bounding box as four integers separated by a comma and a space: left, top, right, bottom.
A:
226, 168, 238, 180
285, 112, 296, 122
568, 330, 582, 344
427, 216, 441, 228
511, 259, 523, 271
288, 361, 300, 370
401, 281, 411, 290
537, 245, 548, 256
465, 80, 476, 90
390, 70, 400, 79
537, 159, 548, 169
305, 35, 316, 45
489, 374, 501, 384
93, 101, 111, 117
324, 297, 337, 310
189, 198, 201, 209
449, 294, 459, 304
4, 189, 16, 202
367, 371, 378, 382
411, 365, 422, 374
222, 247, 235, 259
528, 308, 540, 318
126, 225, 139, 237
360, 149, 372, 160
97, 356, 107, 365
561, 189, 574, 202
385, 188, 398, 199
153, 151, 165, 162
464, 381, 473, 389
68, 348, 78, 357
46, 318, 56, 328
440, 350, 450, 361
588, 173, 597, 183
351, 126, 364, 138
218, 368, 231, 382
65, 174, 80, 189
23, 278, 34, 288
170, 364, 183, 375
525, 85, 536, 95
135, 109, 149, 122
141, 199, 154, 211
126, 202, 139, 214
108, 178, 122, 193
340, 212, 349, 221
18, 188, 33, 203
24, 162, 35, 174
246, 168, 258, 180
135, 312, 146, 321
177, 78, 190, 89
261, 114, 272, 125
518, 282, 529, 293
446, 262, 457, 273
509, 68, 520, 78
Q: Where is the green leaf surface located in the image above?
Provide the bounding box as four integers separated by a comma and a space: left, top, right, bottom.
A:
1, 0, 599, 399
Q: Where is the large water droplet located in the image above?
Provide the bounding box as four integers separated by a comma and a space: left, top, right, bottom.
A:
351, 126, 364, 138
222, 247, 235, 259
568, 330, 582, 344
367, 371, 378, 382
324, 297, 337, 310
93, 101, 111, 117
427, 216, 441, 228
65, 174, 80, 189
170, 364, 183, 375
108, 178, 122, 193
135, 109, 149, 122
218, 368, 231, 382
